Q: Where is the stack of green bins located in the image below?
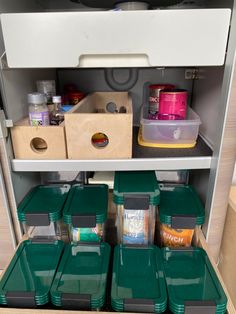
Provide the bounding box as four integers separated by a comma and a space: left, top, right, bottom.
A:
158, 185, 205, 247
162, 247, 227, 314
111, 245, 167, 313
63, 184, 108, 243
17, 184, 71, 238
50, 242, 111, 310
113, 171, 160, 245
0, 240, 64, 307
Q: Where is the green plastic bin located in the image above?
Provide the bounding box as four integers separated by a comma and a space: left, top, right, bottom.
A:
50, 242, 111, 310
162, 247, 227, 314
63, 184, 108, 243
113, 171, 160, 245
0, 240, 64, 307
17, 184, 70, 240
158, 185, 205, 247
111, 244, 167, 313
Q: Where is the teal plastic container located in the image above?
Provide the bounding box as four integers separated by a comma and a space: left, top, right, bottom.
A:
159, 185, 205, 247
63, 184, 108, 243
17, 184, 70, 240
111, 245, 167, 313
113, 171, 160, 245
0, 240, 64, 307
50, 242, 111, 310
162, 247, 227, 314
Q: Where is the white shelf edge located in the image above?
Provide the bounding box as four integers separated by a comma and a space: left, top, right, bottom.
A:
11, 157, 212, 172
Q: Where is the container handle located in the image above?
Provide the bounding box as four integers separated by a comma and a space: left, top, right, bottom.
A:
124, 194, 150, 209
6, 291, 36, 308
72, 213, 96, 228
171, 215, 197, 229
124, 298, 154, 313
61, 293, 91, 310
25, 212, 50, 226
185, 300, 216, 314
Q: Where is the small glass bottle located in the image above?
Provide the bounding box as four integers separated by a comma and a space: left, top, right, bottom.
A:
50, 96, 64, 125
28, 93, 49, 126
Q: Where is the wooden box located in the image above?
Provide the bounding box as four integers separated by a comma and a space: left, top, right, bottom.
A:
11, 118, 67, 159
65, 92, 133, 159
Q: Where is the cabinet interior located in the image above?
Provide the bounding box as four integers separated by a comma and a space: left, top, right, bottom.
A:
0, 0, 235, 245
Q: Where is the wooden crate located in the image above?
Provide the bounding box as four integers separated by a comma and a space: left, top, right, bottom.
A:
11, 118, 67, 159
65, 92, 133, 159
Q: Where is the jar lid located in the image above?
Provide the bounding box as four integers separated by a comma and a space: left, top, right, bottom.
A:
53, 96, 62, 103
28, 93, 46, 104
149, 84, 175, 90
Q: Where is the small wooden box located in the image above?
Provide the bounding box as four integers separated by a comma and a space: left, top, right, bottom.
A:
11, 118, 67, 159
65, 92, 133, 159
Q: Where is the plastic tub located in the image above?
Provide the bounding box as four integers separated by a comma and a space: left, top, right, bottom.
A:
140, 107, 201, 148
158, 185, 205, 248
63, 184, 108, 244
17, 184, 70, 241
111, 245, 167, 313
50, 243, 111, 310
0, 240, 64, 307
113, 171, 160, 245
162, 247, 227, 314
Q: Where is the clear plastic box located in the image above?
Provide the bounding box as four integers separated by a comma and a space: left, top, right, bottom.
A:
113, 171, 160, 245
140, 107, 201, 147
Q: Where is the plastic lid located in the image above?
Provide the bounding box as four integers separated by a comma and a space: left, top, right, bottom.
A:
27, 92, 46, 104
53, 96, 62, 103
50, 243, 111, 309
162, 247, 227, 313
113, 171, 160, 205
63, 184, 108, 226
149, 84, 175, 89
17, 185, 70, 225
160, 88, 187, 94
111, 245, 167, 312
0, 240, 64, 306
159, 185, 205, 226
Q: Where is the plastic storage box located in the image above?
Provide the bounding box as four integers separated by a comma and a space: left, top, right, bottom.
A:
158, 185, 205, 247
0, 240, 64, 307
162, 247, 227, 314
111, 245, 167, 313
63, 184, 108, 243
113, 171, 160, 245
139, 107, 201, 148
50, 242, 111, 310
17, 184, 70, 240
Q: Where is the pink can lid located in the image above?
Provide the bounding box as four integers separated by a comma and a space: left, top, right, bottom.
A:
149, 84, 175, 90
160, 88, 188, 94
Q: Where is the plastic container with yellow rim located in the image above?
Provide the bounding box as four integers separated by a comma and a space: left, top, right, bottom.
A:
139, 107, 201, 148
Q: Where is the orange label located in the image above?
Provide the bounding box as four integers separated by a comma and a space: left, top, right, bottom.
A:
160, 224, 194, 247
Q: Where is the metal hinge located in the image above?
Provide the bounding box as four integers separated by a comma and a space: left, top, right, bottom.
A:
0, 110, 13, 139
185, 69, 203, 80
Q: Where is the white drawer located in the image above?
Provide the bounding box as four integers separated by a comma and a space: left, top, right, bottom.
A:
0, 9, 231, 68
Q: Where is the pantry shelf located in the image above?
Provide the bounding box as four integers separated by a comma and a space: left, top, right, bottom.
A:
11, 127, 212, 172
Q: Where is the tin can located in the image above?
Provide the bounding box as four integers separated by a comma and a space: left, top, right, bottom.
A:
148, 84, 175, 117
158, 89, 188, 120
68, 91, 85, 105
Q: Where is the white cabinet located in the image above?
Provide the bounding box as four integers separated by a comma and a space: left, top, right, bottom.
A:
1, 9, 231, 68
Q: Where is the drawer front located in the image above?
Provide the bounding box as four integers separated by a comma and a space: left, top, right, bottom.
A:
1, 9, 231, 68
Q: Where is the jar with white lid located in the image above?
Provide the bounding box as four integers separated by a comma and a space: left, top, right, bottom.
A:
28, 93, 49, 126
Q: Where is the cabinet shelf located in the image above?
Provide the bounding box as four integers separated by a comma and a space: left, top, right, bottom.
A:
11, 128, 212, 172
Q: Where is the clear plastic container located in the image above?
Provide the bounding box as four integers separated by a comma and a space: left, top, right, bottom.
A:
22, 221, 62, 241
141, 107, 201, 146
113, 171, 160, 245
116, 204, 156, 245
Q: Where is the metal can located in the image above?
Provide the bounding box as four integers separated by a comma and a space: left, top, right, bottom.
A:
68, 91, 85, 105
158, 89, 188, 120
148, 84, 175, 117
